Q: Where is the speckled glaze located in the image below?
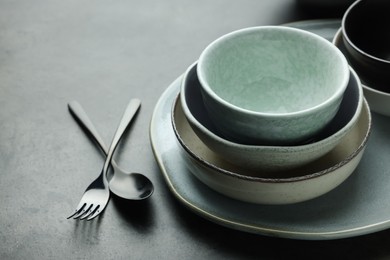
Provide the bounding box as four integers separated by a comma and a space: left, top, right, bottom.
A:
197, 26, 350, 145
150, 19, 390, 240
181, 62, 363, 171
173, 92, 371, 204
333, 29, 390, 117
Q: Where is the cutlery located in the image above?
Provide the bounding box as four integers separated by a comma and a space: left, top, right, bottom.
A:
68, 101, 154, 201
67, 99, 141, 220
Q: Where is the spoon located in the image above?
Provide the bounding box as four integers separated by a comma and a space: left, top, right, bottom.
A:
68, 100, 154, 200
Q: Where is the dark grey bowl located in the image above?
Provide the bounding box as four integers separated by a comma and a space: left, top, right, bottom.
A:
342, 0, 390, 92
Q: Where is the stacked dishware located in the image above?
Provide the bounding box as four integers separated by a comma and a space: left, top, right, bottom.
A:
171, 25, 371, 205
333, 0, 390, 116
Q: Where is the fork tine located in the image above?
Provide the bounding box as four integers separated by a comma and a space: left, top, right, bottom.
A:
73, 204, 93, 219
85, 205, 102, 221
79, 204, 99, 220
67, 99, 140, 222
67, 203, 87, 219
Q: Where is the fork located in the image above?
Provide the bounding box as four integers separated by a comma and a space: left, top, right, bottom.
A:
67, 99, 141, 220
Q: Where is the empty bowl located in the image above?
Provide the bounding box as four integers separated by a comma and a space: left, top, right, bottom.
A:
172, 92, 371, 204
197, 26, 350, 145
342, 0, 390, 92
333, 28, 390, 117
181, 62, 363, 171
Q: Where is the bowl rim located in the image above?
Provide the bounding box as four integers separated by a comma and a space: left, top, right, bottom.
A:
333, 28, 390, 97
197, 25, 350, 117
181, 62, 363, 152
341, 0, 390, 65
173, 93, 371, 183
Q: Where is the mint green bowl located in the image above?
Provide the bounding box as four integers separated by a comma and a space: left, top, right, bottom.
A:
182, 62, 363, 171
197, 26, 350, 145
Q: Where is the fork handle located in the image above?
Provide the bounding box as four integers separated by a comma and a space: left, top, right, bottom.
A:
68, 101, 110, 154
68, 100, 140, 168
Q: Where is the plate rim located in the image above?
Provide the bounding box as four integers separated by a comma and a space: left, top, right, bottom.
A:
149, 19, 390, 240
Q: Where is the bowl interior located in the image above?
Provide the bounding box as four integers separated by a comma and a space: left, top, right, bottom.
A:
343, 0, 390, 62
333, 28, 390, 117
185, 63, 359, 146
333, 28, 389, 93
173, 94, 371, 180
198, 26, 348, 113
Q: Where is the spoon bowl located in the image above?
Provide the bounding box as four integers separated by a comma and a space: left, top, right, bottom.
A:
109, 165, 154, 200
68, 100, 154, 201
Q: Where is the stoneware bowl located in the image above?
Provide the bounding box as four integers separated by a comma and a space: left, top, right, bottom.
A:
172, 96, 371, 205
333, 28, 390, 117
342, 0, 390, 92
181, 62, 363, 171
197, 26, 350, 145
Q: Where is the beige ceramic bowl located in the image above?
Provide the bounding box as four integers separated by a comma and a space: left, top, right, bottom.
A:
181, 62, 363, 171
172, 97, 371, 204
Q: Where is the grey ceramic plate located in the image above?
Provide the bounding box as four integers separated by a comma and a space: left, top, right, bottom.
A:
150, 19, 390, 240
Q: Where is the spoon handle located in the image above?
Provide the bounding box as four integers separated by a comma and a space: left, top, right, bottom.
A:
68, 100, 141, 168
101, 99, 141, 174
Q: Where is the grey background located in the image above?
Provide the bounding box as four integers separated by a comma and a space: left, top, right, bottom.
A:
1, 0, 389, 259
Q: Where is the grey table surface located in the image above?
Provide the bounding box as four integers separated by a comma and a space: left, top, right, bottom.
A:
1, 0, 389, 259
